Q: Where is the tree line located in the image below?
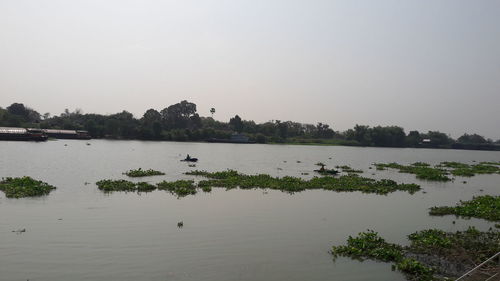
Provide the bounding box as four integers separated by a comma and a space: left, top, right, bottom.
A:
0, 101, 498, 150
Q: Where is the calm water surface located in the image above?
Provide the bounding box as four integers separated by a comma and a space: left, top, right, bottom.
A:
1, 140, 499, 281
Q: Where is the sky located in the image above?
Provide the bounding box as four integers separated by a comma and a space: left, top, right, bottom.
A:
1, 0, 499, 139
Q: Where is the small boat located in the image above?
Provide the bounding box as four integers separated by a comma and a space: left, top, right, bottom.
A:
181, 154, 198, 162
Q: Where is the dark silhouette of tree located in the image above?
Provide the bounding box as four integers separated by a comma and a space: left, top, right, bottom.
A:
423, 131, 453, 146
229, 115, 244, 133
315, 122, 334, 138
457, 133, 488, 144
352, 124, 371, 145
405, 130, 421, 147
370, 126, 405, 147
161, 100, 198, 129
7, 103, 29, 116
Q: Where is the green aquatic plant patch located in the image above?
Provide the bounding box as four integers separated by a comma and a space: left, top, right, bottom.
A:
332, 227, 500, 280
157, 180, 196, 197
440, 161, 500, 177
136, 182, 157, 192
0, 176, 56, 198
411, 162, 430, 167
124, 168, 165, 177
336, 165, 363, 173
96, 179, 138, 192
407, 229, 452, 250
331, 230, 404, 262
407, 227, 500, 264
331, 230, 433, 280
374, 163, 451, 181
438, 161, 469, 169
95, 178, 202, 196
429, 195, 500, 221
186, 170, 420, 194
480, 161, 500, 166
394, 258, 435, 280
375, 161, 500, 181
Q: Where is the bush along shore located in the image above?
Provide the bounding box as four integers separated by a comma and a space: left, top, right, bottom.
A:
374, 161, 500, 181
124, 168, 165, 177
184, 170, 420, 195
429, 195, 500, 222
0, 176, 56, 198
331, 227, 500, 280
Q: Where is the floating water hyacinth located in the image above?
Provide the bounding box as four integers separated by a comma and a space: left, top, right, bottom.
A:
429, 195, 500, 221
332, 227, 500, 280
0, 176, 56, 198
124, 168, 165, 177
185, 170, 420, 195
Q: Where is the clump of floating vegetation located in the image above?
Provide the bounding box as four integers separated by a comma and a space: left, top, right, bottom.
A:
439, 161, 500, 177
331, 230, 433, 280
0, 176, 56, 198
124, 168, 165, 177
374, 162, 451, 181
480, 161, 500, 166
331, 230, 404, 262
96, 177, 210, 197
157, 180, 196, 197
96, 179, 138, 192
136, 182, 156, 192
96, 179, 158, 193
185, 170, 419, 194
429, 195, 500, 221
336, 165, 363, 173
332, 227, 500, 280
406, 227, 500, 277
375, 161, 500, 181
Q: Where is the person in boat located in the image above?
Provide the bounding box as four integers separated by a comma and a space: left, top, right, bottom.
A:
186, 154, 191, 161
319, 164, 325, 172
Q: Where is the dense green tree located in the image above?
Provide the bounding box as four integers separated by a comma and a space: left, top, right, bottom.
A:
315, 122, 335, 138
423, 131, 453, 146
140, 109, 163, 139
370, 126, 405, 147
274, 120, 288, 139
229, 115, 244, 133
161, 100, 198, 129
6, 103, 41, 124
7, 103, 29, 117
351, 125, 371, 145
457, 133, 488, 144
405, 130, 421, 147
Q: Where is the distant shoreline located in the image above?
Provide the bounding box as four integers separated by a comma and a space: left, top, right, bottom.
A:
2, 101, 499, 150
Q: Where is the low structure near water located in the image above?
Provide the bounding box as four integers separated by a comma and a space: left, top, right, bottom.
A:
0, 127, 48, 141
0, 127, 91, 141
42, 129, 91, 140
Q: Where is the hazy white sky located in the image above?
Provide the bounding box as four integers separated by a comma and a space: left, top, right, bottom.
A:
1, 0, 499, 139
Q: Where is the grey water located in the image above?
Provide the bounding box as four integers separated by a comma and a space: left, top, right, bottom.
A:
0, 140, 499, 281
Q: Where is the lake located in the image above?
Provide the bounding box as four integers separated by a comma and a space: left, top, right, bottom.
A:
1, 140, 499, 281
